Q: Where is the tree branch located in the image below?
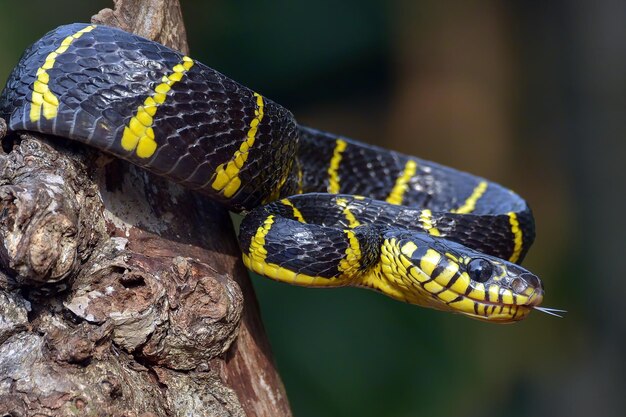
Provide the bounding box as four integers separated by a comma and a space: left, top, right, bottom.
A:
0, 1, 292, 416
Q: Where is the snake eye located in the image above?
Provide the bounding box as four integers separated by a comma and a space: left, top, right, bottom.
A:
467, 258, 493, 283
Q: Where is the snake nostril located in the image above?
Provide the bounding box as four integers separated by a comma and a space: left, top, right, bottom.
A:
511, 278, 527, 294
521, 273, 541, 289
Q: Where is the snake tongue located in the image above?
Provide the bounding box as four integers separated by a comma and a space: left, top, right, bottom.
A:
533, 306, 567, 318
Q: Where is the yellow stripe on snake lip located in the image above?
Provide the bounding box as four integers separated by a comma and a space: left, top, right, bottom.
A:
121, 56, 194, 158
327, 139, 347, 193
386, 159, 418, 205
212, 92, 265, 197
30, 25, 96, 122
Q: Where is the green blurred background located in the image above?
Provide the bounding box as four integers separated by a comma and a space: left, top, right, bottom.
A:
1, 1, 624, 416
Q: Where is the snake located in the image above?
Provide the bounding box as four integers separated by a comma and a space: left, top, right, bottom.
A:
0, 23, 553, 323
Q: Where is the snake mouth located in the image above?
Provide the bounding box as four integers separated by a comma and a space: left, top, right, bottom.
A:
455, 288, 544, 323
464, 303, 532, 323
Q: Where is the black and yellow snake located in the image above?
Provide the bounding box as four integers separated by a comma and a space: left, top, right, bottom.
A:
0, 23, 558, 322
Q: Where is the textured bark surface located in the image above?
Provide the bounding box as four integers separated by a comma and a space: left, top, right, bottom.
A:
0, 1, 292, 416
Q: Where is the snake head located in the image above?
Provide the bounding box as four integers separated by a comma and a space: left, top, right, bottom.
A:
457, 255, 544, 322
375, 232, 544, 322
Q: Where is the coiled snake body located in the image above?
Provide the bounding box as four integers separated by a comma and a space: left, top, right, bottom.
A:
0, 24, 545, 322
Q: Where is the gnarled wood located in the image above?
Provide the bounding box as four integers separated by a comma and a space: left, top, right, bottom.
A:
0, 1, 292, 416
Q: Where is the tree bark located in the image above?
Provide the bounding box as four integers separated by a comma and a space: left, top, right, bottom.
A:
0, 1, 292, 416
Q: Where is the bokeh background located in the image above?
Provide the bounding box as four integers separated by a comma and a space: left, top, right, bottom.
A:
1, 1, 624, 416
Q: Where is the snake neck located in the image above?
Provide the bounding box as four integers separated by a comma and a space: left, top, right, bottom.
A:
347, 225, 384, 276
355, 230, 425, 304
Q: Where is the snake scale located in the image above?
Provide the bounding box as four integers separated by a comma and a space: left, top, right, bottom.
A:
0, 23, 549, 322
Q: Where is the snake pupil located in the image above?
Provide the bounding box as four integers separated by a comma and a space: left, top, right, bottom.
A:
467, 258, 493, 283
